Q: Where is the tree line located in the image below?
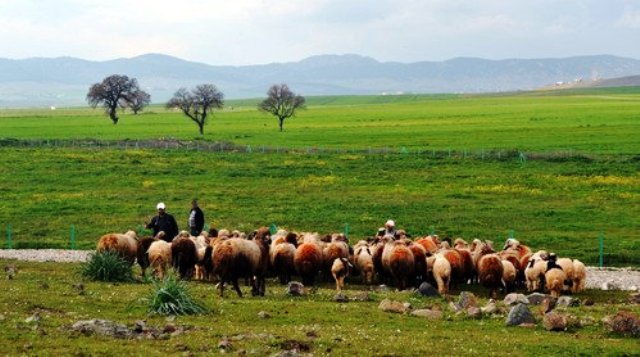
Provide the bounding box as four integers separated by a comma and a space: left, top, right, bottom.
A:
86, 74, 305, 134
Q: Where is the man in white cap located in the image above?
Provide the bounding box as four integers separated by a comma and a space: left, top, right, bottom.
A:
384, 219, 397, 238
146, 202, 179, 242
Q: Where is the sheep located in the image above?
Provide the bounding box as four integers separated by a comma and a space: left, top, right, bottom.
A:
524, 257, 547, 292
382, 239, 415, 290
557, 257, 575, 292
270, 231, 298, 284
407, 240, 427, 286
501, 259, 517, 293
545, 266, 567, 298
415, 235, 439, 254
456, 247, 475, 285
322, 234, 350, 276
572, 259, 586, 293
331, 257, 352, 292
499, 250, 521, 287
476, 242, 504, 298
212, 227, 270, 297
171, 237, 198, 280
440, 247, 465, 286
147, 240, 172, 279
96, 230, 138, 265
371, 236, 390, 284
293, 233, 324, 286
353, 241, 375, 285
136, 236, 155, 278
426, 253, 451, 295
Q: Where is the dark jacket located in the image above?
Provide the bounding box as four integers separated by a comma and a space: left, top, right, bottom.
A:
189, 206, 205, 234
147, 213, 179, 241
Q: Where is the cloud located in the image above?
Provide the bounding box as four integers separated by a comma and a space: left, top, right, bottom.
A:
617, 9, 640, 28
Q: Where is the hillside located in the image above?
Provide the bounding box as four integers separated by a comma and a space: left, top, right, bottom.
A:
1, 53, 640, 106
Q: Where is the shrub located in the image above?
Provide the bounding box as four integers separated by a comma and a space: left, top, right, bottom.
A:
148, 275, 208, 315
80, 251, 134, 282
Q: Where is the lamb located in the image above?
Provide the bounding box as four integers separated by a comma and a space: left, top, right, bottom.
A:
381, 239, 415, 290
96, 230, 138, 265
171, 237, 198, 280
440, 247, 465, 286
545, 266, 567, 298
147, 240, 172, 279
293, 233, 324, 286
270, 231, 298, 284
572, 259, 586, 293
426, 253, 451, 295
331, 257, 352, 292
353, 241, 375, 285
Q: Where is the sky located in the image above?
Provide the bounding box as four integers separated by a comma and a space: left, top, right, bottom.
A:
0, 0, 639, 65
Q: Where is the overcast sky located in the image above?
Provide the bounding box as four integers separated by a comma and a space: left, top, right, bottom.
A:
1, 0, 639, 65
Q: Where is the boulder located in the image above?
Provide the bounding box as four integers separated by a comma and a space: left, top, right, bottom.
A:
504, 293, 529, 306
257, 311, 271, 319
286, 281, 305, 296
543, 312, 568, 331
457, 291, 479, 309
542, 297, 557, 313
351, 292, 371, 302
466, 307, 482, 319
481, 301, 499, 315
629, 293, 640, 304
557, 296, 579, 307
378, 299, 410, 314
333, 293, 349, 303
416, 282, 440, 297
72, 319, 132, 339
411, 309, 443, 320
527, 293, 552, 305
506, 303, 536, 326
603, 311, 640, 337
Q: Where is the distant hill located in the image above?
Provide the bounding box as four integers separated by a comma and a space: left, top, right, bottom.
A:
1, 53, 640, 107
589, 75, 640, 88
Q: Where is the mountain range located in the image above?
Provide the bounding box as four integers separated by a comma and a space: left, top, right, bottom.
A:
1, 53, 640, 107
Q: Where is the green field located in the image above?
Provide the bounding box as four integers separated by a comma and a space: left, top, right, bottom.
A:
0, 89, 639, 265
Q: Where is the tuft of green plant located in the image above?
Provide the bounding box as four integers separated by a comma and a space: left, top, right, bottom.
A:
79, 251, 134, 282
148, 275, 208, 315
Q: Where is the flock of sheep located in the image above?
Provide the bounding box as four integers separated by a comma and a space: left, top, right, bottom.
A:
96, 227, 587, 298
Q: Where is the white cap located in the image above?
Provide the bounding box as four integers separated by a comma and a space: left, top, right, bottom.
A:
156, 202, 166, 210
385, 220, 395, 227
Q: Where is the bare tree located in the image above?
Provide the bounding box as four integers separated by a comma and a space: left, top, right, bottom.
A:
127, 89, 151, 115
166, 84, 224, 135
86, 75, 143, 124
259, 84, 306, 132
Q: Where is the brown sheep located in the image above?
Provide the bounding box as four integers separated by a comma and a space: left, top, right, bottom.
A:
147, 240, 172, 279
353, 241, 375, 285
171, 237, 198, 280
96, 230, 138, 265
440, 247, 465, 286
557, 257, 575, 292
501, 259, 517, 293
572, 259, 586, 293
407, 240, 427, 287
270, 231, 298, 284
415, 235, 439, 255
545, 267, 567, 298
426, 253, 451, 295
322, 234, 350, 275
382, 239, 415, 290
331, 257, 352, 292
476, 242, 504, 298
293, 233, 324, 286
136, 236, 155, 278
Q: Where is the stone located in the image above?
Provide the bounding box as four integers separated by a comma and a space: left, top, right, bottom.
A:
25, 313, 41, 324
466, 307, 482, 318
286, 281, 305, 296
258, 311, 271, 319
411, 309, 443, 319
504, 293, 529, 306
527, 293, 551, 305
601, 281, 621, 291
629, 293, 640, 304
333, 293, 349, 303
542, 297, 557, 313
543, 312, 568, 331
218, 338, 233, 352
481, 301, 499, 315
557, 296, 579, 307
457, 291, 479, 309
377, 284, 390, 292
0, 313, 5, 321
603, 311, 640, 337
72, 319, 132, 339
416, 282, 440, 297
506, 303, 536, 326
351, 291, 371, 302
583, 298, 595, 306
449, 301, 462, 312
378, 299, 410, 314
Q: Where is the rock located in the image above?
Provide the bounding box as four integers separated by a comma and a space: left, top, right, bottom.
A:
4, 264, 16, 279
403, 302, 412, 310
286, 281, 305, 296
506, 303, 536, 326
543, 312, 568, 331
72, 319, 132, 339
527, 293, 552, 305
377, 284, 390, 292
333, 293, 349, 303
466, 307, 482, 319
25, 312, 41, 324
602, 281, 621, 291
481, 301, 498, 315
411, 309, 443, 319
629, 293, 640, 304
132, 320, 146, 333
351, 292, 371, 302
557, 296, 579, 307
73, 283, 85, 295
518, 323, 536, 328
603, 311, 640, 337
416, 282, 440, 297
504, 293, 529, 306
378, 299, 410, 314
218, 338, 233, 352
583, 298, 595, 306
162, 323, 177, 334
0, 313, 5, 321
542, 297, 557, 313
449, 301, 462, 312
457, 291, 479, 309
258, 311, 271, 319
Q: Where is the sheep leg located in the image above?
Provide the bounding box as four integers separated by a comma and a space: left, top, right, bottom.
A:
233, 279, 243, 297
219, 281, 226, 297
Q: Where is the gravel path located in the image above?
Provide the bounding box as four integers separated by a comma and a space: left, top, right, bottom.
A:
1, 249, 638, 291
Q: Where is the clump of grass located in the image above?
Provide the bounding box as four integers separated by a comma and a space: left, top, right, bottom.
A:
148, 275, 208, 315
79, 251, 134, 282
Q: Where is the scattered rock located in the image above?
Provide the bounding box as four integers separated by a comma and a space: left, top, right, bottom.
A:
132, 320, 146, 333
306, 330, 318, 339
378, 299, 410, 314
449, 301, 462, 312
279, 340, 311, 353
583, 298, 595, 306
466, 307, 482, 319
25, 312, 41, 324
543, 312, 568, 331
457, 291, 479, 309
286, 281, 305, 296
416, 282, 440, 297
542, 297, 557, 313
377, 284, 390, 292
73, 283, 85, 295
410, 309, 443, 319
603, 311, 640, 337
504, 293, 529, 306
506, 303, 536, 326
351, 291, 371, 302
601, 281, 621, 291
527, 293, 551, 305
629, 293, 640, 304
4, 264, 16, 279
72, 319, 132, 339
258, 311, 271, 319
162, 323, 177, 334
333, 293, 349, 303
518, 323, 536, 328
557, 296, 579, 307
218, 338, 233, 352
0, 313, 5, 321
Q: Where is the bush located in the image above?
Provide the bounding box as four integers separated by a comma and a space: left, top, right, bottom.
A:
80, 251, 134, 282
148, 275, 208, 315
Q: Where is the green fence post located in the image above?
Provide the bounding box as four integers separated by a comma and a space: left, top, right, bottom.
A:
599, 232, 604, 269
508, 230, 515, 239
429, 226, 435, 235
269, 223, 278, 235
344, 223, 350, 239
6, 224, 12, 249
70, 225, 77, 250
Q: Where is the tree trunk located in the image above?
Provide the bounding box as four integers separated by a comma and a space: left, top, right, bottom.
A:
198, 122, 204, 135
279, 117, 284, 132
109, 107, 119, 124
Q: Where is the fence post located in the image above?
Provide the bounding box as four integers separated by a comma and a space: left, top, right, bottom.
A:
344, 223, 350, 240
599, 232, 604, 268
508, 230, 515, 239
6, 224, 12, 249
70, 225, 77, 250
269, 223, 278, 235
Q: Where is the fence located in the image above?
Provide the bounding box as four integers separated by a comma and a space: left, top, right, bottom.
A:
0, 137, 608, 163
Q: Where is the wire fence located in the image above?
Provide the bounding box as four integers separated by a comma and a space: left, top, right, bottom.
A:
0, 137, 612, 163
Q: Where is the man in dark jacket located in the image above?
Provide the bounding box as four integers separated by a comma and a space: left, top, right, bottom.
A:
146, 202, 179, 242
188, 199, 205, 236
